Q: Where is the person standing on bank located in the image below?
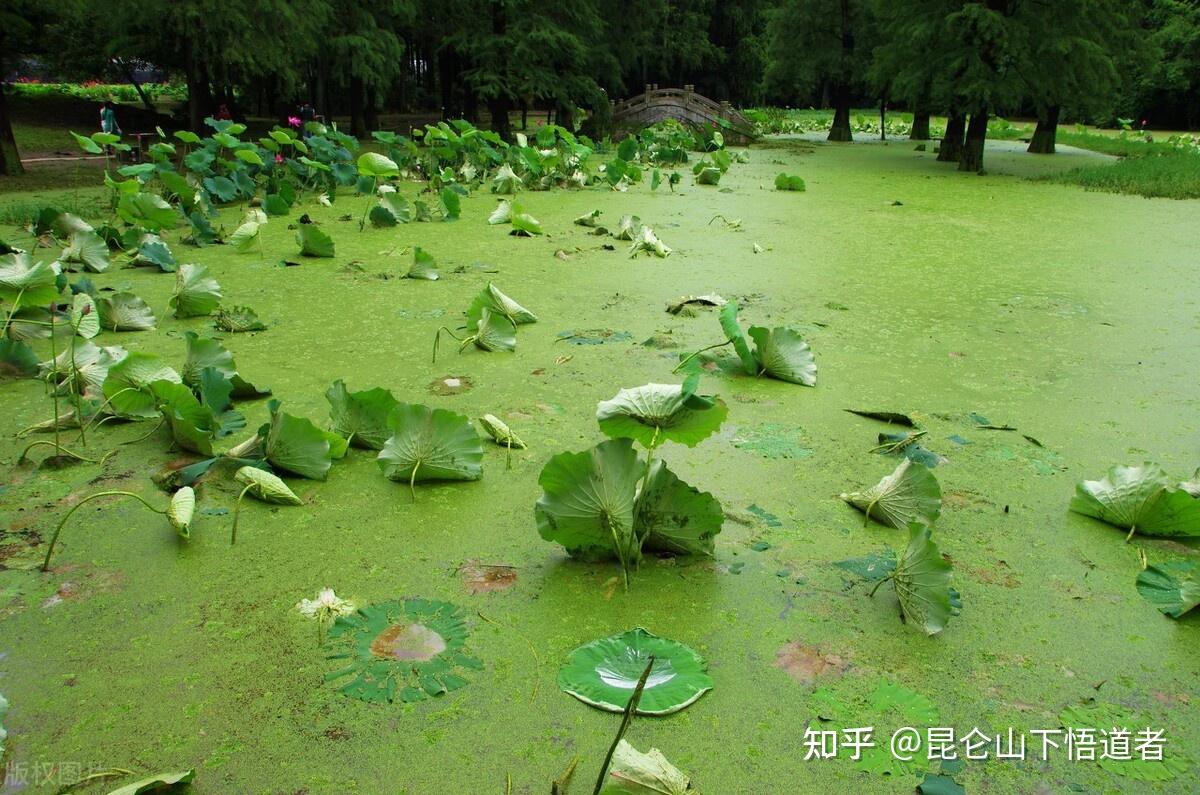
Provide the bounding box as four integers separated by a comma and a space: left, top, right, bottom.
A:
100, 100, 122, 137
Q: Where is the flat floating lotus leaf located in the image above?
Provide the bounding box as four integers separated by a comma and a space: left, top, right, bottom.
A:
596, 382, 727, 449
748, 325, 817, 386
97, 292, 156, 331
892, 523, 960, 636
1136, 562, 1200, 618
104, 770, 194, 795
841, 458, 942, 529
602, 739, 691, 795
326, 379, 399, 450
170, 263, 222, 318
325, 598, 480, 703
103, 351, 182, 418
558, 628, 712, 716
1069, 463, 1200, 538
467, 282, 537, 326
167, 486, 196, 538
0, 252, 60, 310
234, 465, 302, 504
377, 403, 484, 490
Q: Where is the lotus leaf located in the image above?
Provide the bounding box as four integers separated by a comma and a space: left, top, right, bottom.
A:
841, 459, 942, 529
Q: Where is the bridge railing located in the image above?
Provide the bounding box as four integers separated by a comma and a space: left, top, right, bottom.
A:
612, 85, 756, 140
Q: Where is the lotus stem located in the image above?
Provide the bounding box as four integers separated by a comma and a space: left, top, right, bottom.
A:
0, 286, 25, 337
1125, 524, 1137, 543
70, 333, 86, 447
671, 340, 731, 373
120, 416, 165, 446
77, 386, 137, 439
358, 176, 376, 231
552, 757, 579, 795
867, 574, 892, 599
42, 489, 165, 571
49, 307, 62, 453
505, 437, 513, 471
592, 656, 655, 795
18, 439, 101, 465
230, 483, 255, 545
409, 466, 418, 503
863, 498, 878, 527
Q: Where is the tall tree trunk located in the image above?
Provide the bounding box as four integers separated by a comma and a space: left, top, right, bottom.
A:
349, 76, 366, 138
958, 109, 988, 172
557, 103, 575, 132
0, 85, 23, 176
184, 42, 211, 132
1028, 105, 1059, 154
879, 97, 887, 141
828, 82, 852, 142
520, 99, 527, 130
365, 86, 379, 132
910, 96, 931, 140
438, 50, 458, 119
489, 96, 512, 141
937, 112, 965, 162
314, 57, 328, 120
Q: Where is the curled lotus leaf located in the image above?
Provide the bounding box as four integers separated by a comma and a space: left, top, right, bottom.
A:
478, 413, 526, 449
97, 292, 156, 331
841, 458, 942, 529
558, 628, 712, 716
167, 486, 196, 537
1135, 562, 1200, 618
1069, 463, 1200, 539
467, 282, 537, 326
891, 523, 960, 636
326, 379, 399, 450
234, 466, 302, 505
602, 740, 692, 795
377, 403, 484, 492
170, 263, 222, 318
103, 352, 182, 418
748, 325, 817, 386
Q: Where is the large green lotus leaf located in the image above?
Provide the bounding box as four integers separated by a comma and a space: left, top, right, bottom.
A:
326, 379, 399, 450
97, 292, 156, 331
509, 202, 543, 236
150, 379, 216, 455
62, 231, 110, 273
44, 341, 123, 397
104, 770, 194, 795
835, 549, 898, 582
379, 189, 412, 223
636, 460, 723, 556
357, 152, 399, 178
601, 740, 691, 795
170, 263, 222, 318
466, 282, 537, 326
719, 302, 759, 375
69, 293, 100, 339
558, 628, 712, 716
182, 332, 268, 397
296, 223, 335, 258
596, 382, 727, 449
377, 403, 484, 487
103, 352, 182, 418
235, 465, 302, 505
0, 252, 60, 309
1069, 463, 1200, 538
116, 191, 179, 231
135, 236, 178, 272
535, 437, 642, 565
0, 339, 39, 378
893, 523, 959, 635
405, 246, 438, 280
1136, 562, 1200, 618
265, 402, 333, 480
748, 325, 817, 386
439, 187, 461, 220
196, 366, 246, 438
841, 459, 942, 529
471, 308, 516, 352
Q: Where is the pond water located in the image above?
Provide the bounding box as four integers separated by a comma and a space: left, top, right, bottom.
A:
1, 138, 1197, 793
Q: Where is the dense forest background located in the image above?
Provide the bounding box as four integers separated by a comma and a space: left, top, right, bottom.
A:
2, 0, 1198, 151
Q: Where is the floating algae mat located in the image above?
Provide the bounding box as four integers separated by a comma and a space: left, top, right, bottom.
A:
0, 122, 1198, 795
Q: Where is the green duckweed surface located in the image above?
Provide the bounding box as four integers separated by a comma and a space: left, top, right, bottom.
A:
1, 139, 1198, 794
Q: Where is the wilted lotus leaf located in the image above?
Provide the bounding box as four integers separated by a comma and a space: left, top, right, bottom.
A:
62, 231, 110, 272
1136, 562, 1200, 618
695, 166, 722, 185
719, 302, 759, 375
574, 209, 602, 227
841, 459, 942, 529
774, 642, 848, 686
601, 740, 692, 795
405, 246, 439, 280
325, 598, 480, 703
467, 282, 537, 326
558, 628, 712, 715
471, 308, 517, 352
0, 252, 60, 310
459, 560, 518, 594
488, 200, 513, 225
596, 382, 727, 449
891, 523, 960, 635
1069, 463, 1200, 540
234, 465, 302, 504
666, 294, 726, 314
628, 226, 671, 258
614, 215, 642, 241
510, 203, 543, 236
169, 263, 222, 318
167, 486, 196, 538
492, 163, 522, 194
326, 379, 399, 450
214, 305, 267, 333
748, 325, 816, 386
478, 413, 526, 448
97, 292, 156, 331
377, 403, 483, 496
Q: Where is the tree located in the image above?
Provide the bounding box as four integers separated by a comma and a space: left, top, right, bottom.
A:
0, 0, 59, 175
766, 0, 877, 142
1137, 0, 1200, 129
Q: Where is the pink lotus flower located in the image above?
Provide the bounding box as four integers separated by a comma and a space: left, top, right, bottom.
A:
288, 116, 302, 128
275, 153, 284, 163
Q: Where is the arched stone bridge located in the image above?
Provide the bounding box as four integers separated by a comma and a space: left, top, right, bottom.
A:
612, 85, 756, 144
